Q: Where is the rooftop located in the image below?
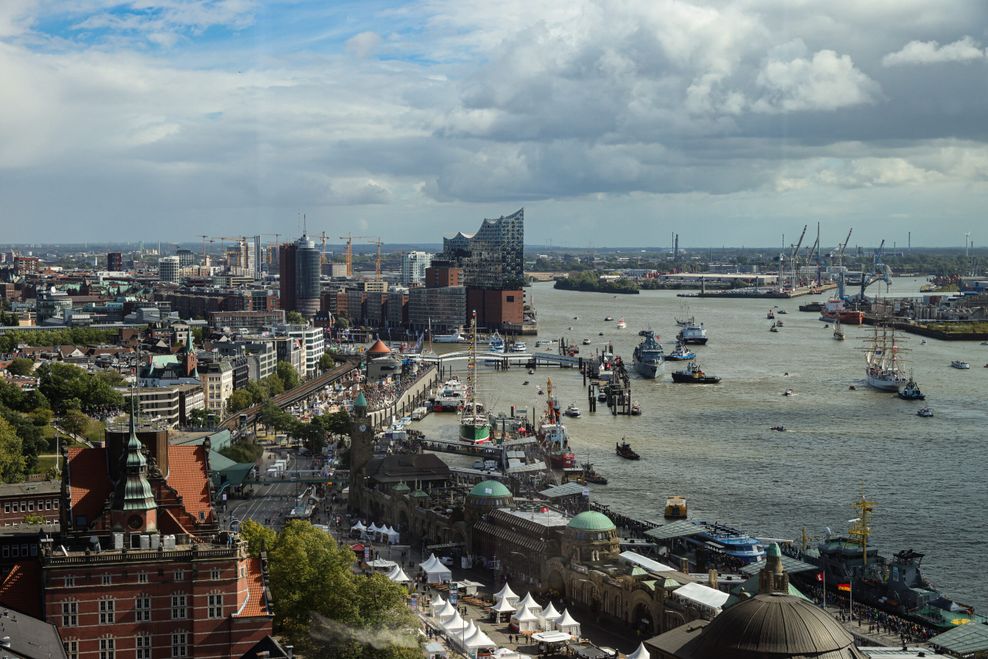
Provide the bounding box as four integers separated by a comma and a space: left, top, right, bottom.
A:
0, 480, 60, 498
504, 508, 570, 528
0, 602, 68, 659
469, 480, 512, 499
568, 510, 616, 532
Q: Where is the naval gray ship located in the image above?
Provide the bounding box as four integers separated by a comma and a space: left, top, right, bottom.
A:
633, 329, 664, 379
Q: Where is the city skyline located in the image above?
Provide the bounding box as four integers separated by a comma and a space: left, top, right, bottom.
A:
1, 1, 986, 246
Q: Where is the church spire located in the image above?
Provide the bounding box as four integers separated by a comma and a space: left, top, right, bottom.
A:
114, 396, 157, 517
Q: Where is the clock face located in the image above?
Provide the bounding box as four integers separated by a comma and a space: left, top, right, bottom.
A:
127, 514, 144, 530
359, 424, 367, 432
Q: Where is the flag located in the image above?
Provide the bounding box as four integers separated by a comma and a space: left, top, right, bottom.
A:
540, 506, 549, 513
837, 583, 852, 592
816, 572, 824, 582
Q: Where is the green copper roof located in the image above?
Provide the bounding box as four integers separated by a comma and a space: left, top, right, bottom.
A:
469, 480, 511, 498
354, 391, 367, 408
567, 510, 616, 532
120, 395, 156, 512
393, 482, 411, 493
767, 542, 781, 557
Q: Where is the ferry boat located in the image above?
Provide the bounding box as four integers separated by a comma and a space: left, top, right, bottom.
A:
686, 523, 766, 564
865, 323, 907, 391
671, 362, 720, 384
665, 341, 696, 361
459, 312, 491, 444
433, 378, 467, 411
677, 321, 708, 345
897, 377, 925, 400
433, 329, 464, 343
632, 329, 664, 379
664, 496, 687, 520
950, 360, 970, 369
615, 318, 627, 329
615, 440, 640, 460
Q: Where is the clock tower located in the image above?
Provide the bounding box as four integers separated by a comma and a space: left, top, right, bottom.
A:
348, 391, 372, 512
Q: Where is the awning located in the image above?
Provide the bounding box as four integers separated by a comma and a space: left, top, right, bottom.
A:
531, 631, 571, 644
740, 554, 818, 576
929, 622, 988, 655
644, 520, 705, 541
538, 482, 587, 498
619, 551, 675, 574
474, 521, 545, 553
672, 582, 729, 610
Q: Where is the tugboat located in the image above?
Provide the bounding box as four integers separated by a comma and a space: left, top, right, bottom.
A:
950, 360, 970, 369
917, 406, 934, 417
672, 362, 721, 384
898, 376, 925, 401
615, 440, 640, 460
538, 379, 576, 468
581, 462, 608, 485
664, 496, 687, 519
665, 341, 696, 361
633, 329, 665, 379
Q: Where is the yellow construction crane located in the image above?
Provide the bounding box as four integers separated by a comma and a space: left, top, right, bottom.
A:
337, 234, 380, 277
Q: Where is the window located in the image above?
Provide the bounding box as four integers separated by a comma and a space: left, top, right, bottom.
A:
99, 598, 115, 624
207, 593, 223, 618
54, 499, 59, 509
3, 502, 9, 513
64, 575, 76, 588
45, 500, 51, 510
64, 639, 78, 659
28, 501, 34, 511
61, 600, 78, 627
19, 502, 25, 512
101, 573, 112, 585
99, 637, 115, 659
135, 595, 151, 622
170, 631, 188, 658
138, 571, 149, 584
170, 593, 187, 619
210, 568, 220, 580
173, 569, 185, 581
136, 634, 152, 659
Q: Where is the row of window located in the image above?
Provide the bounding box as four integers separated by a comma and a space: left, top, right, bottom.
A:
61, 567, 221, 588
63, 631, 189, 659
1, 543, 38, 558
1, 498, 59, 514
61, 594, 224, 626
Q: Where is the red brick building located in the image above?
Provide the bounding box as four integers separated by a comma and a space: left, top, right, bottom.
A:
33, 410, 275, 658
466, 287, 524, 330
0, 481, 60, 527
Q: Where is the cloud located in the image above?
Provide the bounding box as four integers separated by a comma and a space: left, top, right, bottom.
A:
69, 0, 257, 46
882, 36, 987, 66
753, 46, 880, 113
345, 31, 381, 59
0, 0, 36, 38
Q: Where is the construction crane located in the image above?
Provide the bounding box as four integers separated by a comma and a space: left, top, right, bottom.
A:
319, 231, 330, 267
788, 224, 807, 290
338, 234, 380, 277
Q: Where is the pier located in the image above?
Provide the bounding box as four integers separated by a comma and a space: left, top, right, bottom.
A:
582, 346, 633, 415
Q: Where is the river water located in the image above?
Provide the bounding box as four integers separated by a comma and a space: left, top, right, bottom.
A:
416, 278, 988, 612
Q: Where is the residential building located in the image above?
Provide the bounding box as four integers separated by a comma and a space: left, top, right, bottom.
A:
270, 335, 304, 376
122, 384, 204, 427
273, 324, 324, 377
208, 310, 285, 332
0, 481, 60, 526
200, 360, 234, 415
159, 256, 181, 284
240, 340, 277, 381
408, 286, 467, 333
401, 251, 432, 285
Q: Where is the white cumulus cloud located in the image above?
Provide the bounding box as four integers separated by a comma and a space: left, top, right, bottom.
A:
883, 36, 987, 66
753, 47, 879, 113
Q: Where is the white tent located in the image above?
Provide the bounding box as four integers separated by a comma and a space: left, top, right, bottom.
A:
383, 525, 400, 544
387, 565, 411, 583
465, 626, 498, 650
511, 606, 541, 633
491, 597, 517, 614
421, 556, 452, 584
368, 522, 381, 536
435, 601, 458, 621
430, 594, 446, 610
443, 612, 469, 634
420, 553, 441, 570
494, 583, 519, 605
350, 520, 366, 536
555, 609, 581, 638
542, 601, 561, 627
516, 592, 542, 615
672, 582, 729, 614
367, 558, 397, 570
627, 642, 650, 659
531, 631, 571, 644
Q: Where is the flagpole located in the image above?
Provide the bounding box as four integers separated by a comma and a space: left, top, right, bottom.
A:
849, 580, 853, 623
822, 571, 826, 610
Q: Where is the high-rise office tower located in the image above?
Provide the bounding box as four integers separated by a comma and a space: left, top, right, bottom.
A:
279, 234, 320, 319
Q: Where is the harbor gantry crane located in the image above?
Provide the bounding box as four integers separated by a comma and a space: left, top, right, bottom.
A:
337, 234, 380, 277
788, 224, 808, 290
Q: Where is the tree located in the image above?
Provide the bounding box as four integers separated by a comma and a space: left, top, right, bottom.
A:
239, 518, 277, 557
262, 520, 420, 657
318, 352, 335, 371
5, 358, 34, 376
37, 362, 123, 415
61, 408, 90, 437
226, 389, 254, 414
285, 311, 306, 325
276, 361, 301, 389
334, 315, 350, 330
0, 417, 26, 483
188, 408, 219, 429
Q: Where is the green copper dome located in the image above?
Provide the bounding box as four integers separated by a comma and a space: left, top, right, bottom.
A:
568, 511, 616, 532
354, 391, 368, 408
469, 480, 511, 498
767, 542, 781, 557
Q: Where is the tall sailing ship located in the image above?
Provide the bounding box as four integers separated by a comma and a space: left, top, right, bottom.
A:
864, 322, 907, 391
459, 311, 491, 444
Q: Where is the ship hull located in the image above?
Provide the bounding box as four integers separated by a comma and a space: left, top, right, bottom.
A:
634, 360, 661, 379
866, 371, 904, 391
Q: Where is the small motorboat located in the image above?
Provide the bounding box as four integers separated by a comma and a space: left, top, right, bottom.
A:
917, 407, 934, 418
573, 316, 579, 320
630, 401, 641, 416
582, 338, 592, 345
664, 496, 687, 519
921, 339, 927, 345
776, 320, 784, 327
522, 380, 529, 386
770, 425, 786, 432
666, 342, 696, 361
537, 387, 544, 396
528, 368, 535, 375
783, 388, 796, 397
848, 385, 856, 391
777, 309, 787, 315
598, 331, 604, 336
604, 316, 614, 321
616, 440, 640, 460
767, 309, 775, 319
769, 322, 779, 333
597, 391, 607, 402
616, 318, 627, 329
951, 360, 971, 369
564, 403, 581, 418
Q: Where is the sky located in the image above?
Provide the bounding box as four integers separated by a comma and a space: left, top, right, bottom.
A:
1, 1, 986, 248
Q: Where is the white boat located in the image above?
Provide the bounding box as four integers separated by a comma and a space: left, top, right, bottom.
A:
950, 360, 970, 370
917, 407, 934, 418
511, 341, 527, 352
865, 323, 907, 391
488, 331, 505, 353
582, 338, 591, 345
677, 321, 708, 345
615, 318, 627, 329
433, 330, 464, 343
411, 406, 429, 421
564, 403, 581, 418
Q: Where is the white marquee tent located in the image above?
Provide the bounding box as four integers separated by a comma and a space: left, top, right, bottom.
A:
419, 554, 453, 584
627, 642, 650, 659
387, 565, 411, 583
542, 602, 561, 628
516, 592, 542, 615
511, 606, 541, 633
555, 609, 581, 638
672, 582, 730, 615
493, 583, 519, 605
464, 626, 498, 651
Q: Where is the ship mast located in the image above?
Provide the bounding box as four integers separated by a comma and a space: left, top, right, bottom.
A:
466, 310, 477, 417
848, 495, 876, 566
